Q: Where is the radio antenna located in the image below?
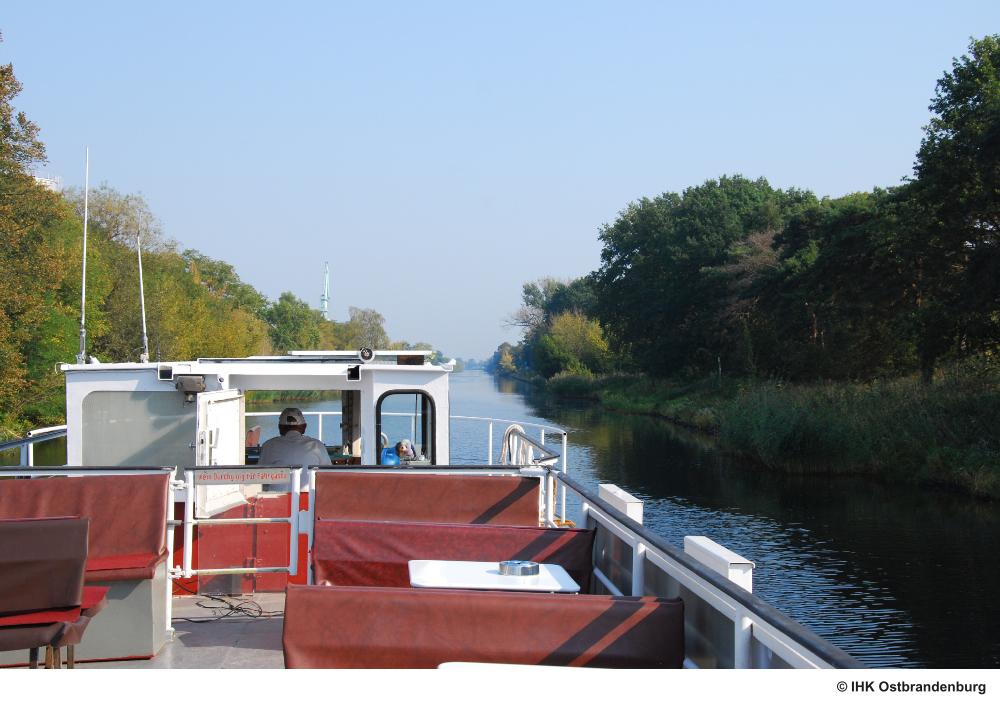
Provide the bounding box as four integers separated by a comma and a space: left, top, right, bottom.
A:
320, 261, 330, 320
137, 231, 150, 363
76, 147, 89, 365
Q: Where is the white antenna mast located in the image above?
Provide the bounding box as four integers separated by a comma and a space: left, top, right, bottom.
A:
137, 231, 150, 363
76, 147, 89, 364
320, 262, 330, 320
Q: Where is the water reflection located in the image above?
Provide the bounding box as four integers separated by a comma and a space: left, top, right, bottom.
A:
450, 371, 1000, 669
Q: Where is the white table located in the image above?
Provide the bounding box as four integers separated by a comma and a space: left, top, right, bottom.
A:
408, 560, 580, 593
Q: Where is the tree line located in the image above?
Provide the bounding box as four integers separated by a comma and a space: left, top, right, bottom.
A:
491, 35, 1000, 383
0, 39, 445, 438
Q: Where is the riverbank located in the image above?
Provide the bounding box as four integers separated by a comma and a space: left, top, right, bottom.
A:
245, 390, 341, 404
543, 360, 1000, 500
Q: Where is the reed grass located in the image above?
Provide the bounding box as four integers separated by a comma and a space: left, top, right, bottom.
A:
244, 390, 341, 404
545, 360, 1000, 499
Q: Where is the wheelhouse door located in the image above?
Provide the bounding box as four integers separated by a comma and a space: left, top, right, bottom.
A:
195, 389, 246, 517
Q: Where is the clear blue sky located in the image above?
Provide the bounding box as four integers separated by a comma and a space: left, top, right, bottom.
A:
4, 2, 999, 360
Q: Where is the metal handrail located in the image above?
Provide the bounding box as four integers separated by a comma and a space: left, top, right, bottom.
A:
451, 415, 570, 523
245, 410, 418, 445
554, 471, 865, 670
0, 427, 68, 451
497, 425, 560, 466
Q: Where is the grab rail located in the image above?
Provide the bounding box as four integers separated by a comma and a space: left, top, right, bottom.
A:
552, 470, 865, 670
451, 415, 569, 524
246, 410, 417, 445
0, 425, 67, 466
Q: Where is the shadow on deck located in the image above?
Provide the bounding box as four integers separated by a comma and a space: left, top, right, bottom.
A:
82, 594, 285, 669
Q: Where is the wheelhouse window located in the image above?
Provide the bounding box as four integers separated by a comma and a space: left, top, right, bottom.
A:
375, 391, 435, 465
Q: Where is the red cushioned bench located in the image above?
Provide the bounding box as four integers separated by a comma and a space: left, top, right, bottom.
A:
0, 474, 171, 663
0, 474, 170, 581
282, 584, 685, 668
0, 517, 109, 668
313, 519, 596, 591
313, 472, 540, 525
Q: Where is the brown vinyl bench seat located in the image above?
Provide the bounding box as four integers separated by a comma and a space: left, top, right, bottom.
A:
0, 586, 110, 627
283, 584, 684, 669
0, 474, 170, 582
313, 519, 596, 591
0, 517, 109, 668
314, 472, 541, 525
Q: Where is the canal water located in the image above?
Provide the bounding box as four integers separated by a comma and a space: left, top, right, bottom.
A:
447, 371, 1000, 669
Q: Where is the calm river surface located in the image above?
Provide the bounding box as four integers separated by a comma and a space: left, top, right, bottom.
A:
444, 371, 999, 669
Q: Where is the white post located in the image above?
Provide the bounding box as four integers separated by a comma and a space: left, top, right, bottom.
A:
487, 422, 493, 465
136, 233, 149, 362
306, 468, 316, 585
735, 608, 752, 668
77, 147, 89, 365
183, 470, 194, 578
631, 542, 645, 596
288, 468, 301, 577
317, 414, 323, 443
561, 432, 568, 521
20, 444, 27, 466
165, 522, 175, 640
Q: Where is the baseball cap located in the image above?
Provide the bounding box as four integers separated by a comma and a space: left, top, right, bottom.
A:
278, 408, 305, 426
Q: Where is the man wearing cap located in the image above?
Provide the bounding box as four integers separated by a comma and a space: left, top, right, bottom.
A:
257, 408, 333, 467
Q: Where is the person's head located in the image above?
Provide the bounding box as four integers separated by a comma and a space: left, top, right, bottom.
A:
278, 407, 307, 436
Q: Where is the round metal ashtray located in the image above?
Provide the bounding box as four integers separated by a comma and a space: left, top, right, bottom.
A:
499, 560, 539, 576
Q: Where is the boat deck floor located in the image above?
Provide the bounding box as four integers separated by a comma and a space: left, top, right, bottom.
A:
83, 594, 285, 669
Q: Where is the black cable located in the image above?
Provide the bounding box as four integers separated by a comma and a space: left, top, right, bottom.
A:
171, 579, 283, 622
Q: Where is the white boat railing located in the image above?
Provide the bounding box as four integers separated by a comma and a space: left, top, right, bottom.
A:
0, 425, 67, 467
245, 410, 418, 446
450, 415, 570, 525
0, 462, 862, 669
550, 469, 864, 670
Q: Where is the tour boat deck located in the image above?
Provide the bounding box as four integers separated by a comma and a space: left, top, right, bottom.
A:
82, 595, 285, 670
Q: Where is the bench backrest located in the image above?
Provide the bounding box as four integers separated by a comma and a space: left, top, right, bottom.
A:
313, 519, 596, 591
313, 473, 539, 525
283, 585, 684, 668
0, 474, 169, 566
0, 517, 89, 614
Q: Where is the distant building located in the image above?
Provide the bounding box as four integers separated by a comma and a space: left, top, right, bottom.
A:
33, 173, 62, 192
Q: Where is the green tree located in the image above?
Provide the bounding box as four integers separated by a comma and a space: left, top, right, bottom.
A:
343, 306, 390, 349
910, 34, 1000, 375
593, 176, 813, 374
0, 42, 69, 437
265, 292, 321, 351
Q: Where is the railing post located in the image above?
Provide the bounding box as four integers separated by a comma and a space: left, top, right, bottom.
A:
487, 422, 493, 465
561, 432, 568, 521
735, 607, 752, 668
317, 414, 322, 443
632, 542, 645, 596
183, 470, 194, 578
306, 468, 316, 585
165, 519, 175, 641
288, 467, 301, 577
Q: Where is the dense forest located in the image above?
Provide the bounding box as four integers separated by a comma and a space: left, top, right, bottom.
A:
0, 41, 445, 441
491, 35, 1000, 384
485, 36, 1000, 496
